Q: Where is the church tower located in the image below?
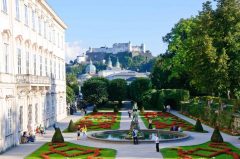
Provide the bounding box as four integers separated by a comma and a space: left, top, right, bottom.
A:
116, 58, 121, 69
107, 56, 113, 69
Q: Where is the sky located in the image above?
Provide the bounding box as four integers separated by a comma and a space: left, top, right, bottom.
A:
46, 0, 212, 61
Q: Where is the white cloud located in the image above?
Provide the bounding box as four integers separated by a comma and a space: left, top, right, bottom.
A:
66, 41, 87, 63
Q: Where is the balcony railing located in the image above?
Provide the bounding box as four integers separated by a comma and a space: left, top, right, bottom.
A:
16, 74, 51, 85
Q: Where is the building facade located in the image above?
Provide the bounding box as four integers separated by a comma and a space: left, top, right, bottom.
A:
87, 41, 146, 54
0, 0, 67, 153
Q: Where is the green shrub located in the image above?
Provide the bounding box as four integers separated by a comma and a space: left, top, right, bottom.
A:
194, 119, 204, 132
142, 89, 190, 110
67, 120, 75, 132
140, 106, 145, 113
52, 128, 64, 143
113, 105, 119, 113
93, 106, 98, 113
211, 127, 224, 143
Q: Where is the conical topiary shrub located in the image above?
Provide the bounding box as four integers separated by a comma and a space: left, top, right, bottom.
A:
52, 128, 64, 143
67, 120, 75, 132
113, 105, 119, 113
194, 119, 204, 132
211, 127, 224, 143
93, 106, 98, 113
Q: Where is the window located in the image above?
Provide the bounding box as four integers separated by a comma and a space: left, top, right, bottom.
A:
28, 105, 32, 127
26, 51, 29, 74
38, 17, 41, 35
47, 96, 50, 113
58, 62, 60, 79
53, 30, 55, 44
57, 33, 59, 47
15, 0, 20, 20
6, 105, 12, 135
17, 48, 21, 74
35, 104, 38, 124
40, 56, 42, 76
61, 36, 63, 49
3, 43, 9, 73
50, 60, 52, 78
32, 10, 35, 30
24, 5, 28, 25
54, 61, 56, 78
2, 0, 7, 13
19, 106, 23, 131
45, 58, 48, 76
44, 22, 46, 38
49, 28, 52, 42
33, 54, 36, 75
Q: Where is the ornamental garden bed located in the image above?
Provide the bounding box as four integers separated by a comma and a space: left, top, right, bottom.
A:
141, 112, 195, 131
25, 142, 116, 159
65, 112, 121, 132
160, 142, 240, 159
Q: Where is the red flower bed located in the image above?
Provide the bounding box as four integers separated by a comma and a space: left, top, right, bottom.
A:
76, 112, 118, 130
40, 143, 103, 159
173, 142, 240, 159
143, 112, 194, 131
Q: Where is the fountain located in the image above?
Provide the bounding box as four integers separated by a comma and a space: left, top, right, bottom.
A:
88, 102, 189, 143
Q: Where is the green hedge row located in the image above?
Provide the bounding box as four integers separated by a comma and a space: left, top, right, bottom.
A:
180, 96, 239, 131
142, 89, 190, 111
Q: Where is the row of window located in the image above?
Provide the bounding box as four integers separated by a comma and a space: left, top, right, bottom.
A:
1, 0, 64, 49
1, 93, 66, 137
2, 42, 65, 80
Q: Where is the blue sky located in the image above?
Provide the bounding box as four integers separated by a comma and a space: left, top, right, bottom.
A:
47, 0, 212, 60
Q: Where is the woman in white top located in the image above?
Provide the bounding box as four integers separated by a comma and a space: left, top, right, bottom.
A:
155, 134, 159, 152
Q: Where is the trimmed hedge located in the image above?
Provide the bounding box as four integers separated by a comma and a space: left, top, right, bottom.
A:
195, 119, 204, 132
113, 105, 119, 113
211, 127, 224, 143
67, 120, 75, 132
93, 106, 98, 113
143, 89, 190, 111
52, 128, 64, 143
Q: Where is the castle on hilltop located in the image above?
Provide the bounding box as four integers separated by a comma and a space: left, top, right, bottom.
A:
86, 41, 146, 54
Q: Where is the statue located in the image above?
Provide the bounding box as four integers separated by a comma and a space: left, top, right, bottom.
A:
130, 102, 141, 133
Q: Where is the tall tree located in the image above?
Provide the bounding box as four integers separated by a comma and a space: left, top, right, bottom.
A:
81, 78, 109, 106
129, 78, 152, 106
108, 79, 127, 106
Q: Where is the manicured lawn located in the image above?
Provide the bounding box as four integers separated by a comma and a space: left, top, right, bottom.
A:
64, 112, 121, 132
161, 142, 240, 159
141, 112, 195, 131
25, 142, 116, 159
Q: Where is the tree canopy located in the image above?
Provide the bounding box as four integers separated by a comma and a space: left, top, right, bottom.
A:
81, 78, 109, 106
158, 0, 240, 97
108, 79, 127, 105
129, 78, 152, 105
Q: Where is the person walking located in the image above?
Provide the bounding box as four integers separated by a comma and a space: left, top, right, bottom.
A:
132, 129, 138, 145
77, 126, 81, 140
81, 125, 87, 139
155, 134, 160, 152
128, 109, 132, 118
148, 119, 153, 129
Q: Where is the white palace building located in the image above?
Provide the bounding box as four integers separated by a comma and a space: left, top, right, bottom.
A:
0, 0, 67, 152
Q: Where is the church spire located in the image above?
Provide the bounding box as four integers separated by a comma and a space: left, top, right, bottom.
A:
107, 56, 112, 68
116, 58, 121, 68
